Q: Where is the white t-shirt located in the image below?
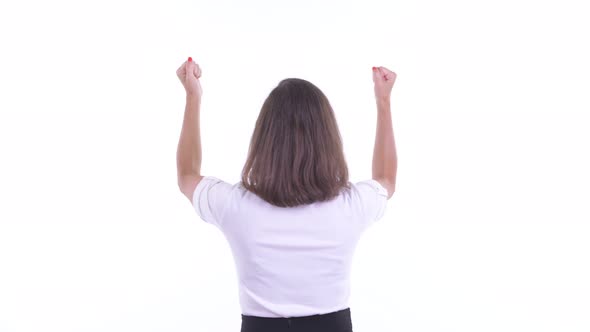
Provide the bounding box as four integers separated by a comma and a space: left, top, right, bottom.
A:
192, 176, 389, 318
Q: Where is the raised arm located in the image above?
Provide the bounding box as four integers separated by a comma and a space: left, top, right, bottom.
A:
176, 57, 205, 202
371, 66, 397, 199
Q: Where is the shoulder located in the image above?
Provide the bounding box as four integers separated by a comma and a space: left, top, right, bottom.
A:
188, 176, 241, 227
192, 176, 240, 201
347, 179, 390, 224
179, 175, 240, 204
357, 179, 392, 199
349, 179, 389, 197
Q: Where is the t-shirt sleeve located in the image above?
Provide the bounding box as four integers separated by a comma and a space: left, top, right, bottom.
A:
354, 179, 389, 228
192, 176, 233, 228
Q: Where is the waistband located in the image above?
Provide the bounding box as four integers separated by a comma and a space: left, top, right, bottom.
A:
241, 307, 352, 331
241, 307, 351, 321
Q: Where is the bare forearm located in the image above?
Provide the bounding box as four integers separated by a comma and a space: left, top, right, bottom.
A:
176, 95, 202, 176
372, 98, 397, 185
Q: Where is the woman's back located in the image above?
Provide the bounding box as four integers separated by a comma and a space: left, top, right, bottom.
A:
193, 176, 389, 317
176, 58, 398, 330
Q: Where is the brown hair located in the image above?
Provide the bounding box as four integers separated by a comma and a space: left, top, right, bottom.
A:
241, 78, 351, 207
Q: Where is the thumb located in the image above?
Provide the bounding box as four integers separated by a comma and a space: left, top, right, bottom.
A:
372, 66, 382, 83
185, 57, 194, 80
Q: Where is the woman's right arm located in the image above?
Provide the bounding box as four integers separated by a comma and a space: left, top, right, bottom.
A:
371, 66, 397, 199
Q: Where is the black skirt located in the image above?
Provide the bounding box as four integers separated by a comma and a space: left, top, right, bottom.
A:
240, 307, 353, 332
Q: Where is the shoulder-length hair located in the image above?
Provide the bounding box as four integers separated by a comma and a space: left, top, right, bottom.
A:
241, 78, 351, 207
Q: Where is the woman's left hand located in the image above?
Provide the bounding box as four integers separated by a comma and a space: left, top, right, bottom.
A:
176, 57, 202, 100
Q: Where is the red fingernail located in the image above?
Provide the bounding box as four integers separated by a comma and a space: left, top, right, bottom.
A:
188, 57, 192, 62
372, 67, 376, 71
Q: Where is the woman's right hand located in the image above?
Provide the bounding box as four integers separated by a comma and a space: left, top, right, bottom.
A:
372, 66, 397, 102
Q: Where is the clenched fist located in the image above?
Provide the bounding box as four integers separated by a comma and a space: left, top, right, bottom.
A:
176, 57, 202, 100
372, 66, 397, 102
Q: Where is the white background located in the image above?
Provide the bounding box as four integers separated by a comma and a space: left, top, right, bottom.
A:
1, 0, 589, 331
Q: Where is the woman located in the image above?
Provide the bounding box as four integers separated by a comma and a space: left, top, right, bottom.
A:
176, 57, 397, 332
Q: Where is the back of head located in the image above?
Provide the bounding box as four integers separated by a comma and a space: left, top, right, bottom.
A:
241, 78, 350, 207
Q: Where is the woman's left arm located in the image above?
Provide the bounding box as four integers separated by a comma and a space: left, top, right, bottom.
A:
176, 57, 205, 202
